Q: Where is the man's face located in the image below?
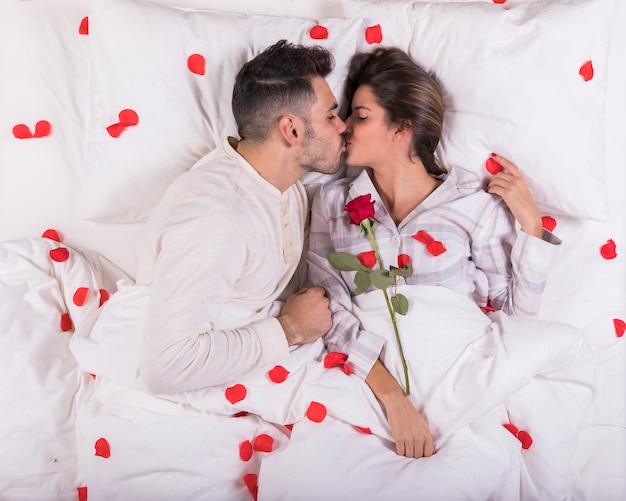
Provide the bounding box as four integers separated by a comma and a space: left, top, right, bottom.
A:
298, 77, 346, 175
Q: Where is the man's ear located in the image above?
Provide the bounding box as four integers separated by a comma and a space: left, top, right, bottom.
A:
278, 115, 302, 147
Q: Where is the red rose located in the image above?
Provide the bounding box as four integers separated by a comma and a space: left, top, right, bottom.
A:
345, 194, 375, 226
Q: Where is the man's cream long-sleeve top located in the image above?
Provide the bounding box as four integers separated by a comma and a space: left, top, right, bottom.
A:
135, 137, 307, 394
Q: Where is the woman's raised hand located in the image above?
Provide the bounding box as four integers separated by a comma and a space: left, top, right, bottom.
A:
486, 154, 543, 238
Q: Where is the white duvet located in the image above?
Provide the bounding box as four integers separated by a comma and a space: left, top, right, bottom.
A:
1, 237, 595, 500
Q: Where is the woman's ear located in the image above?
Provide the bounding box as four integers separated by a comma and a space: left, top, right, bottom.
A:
277, 115, 302, 147
393, 119, 413, 143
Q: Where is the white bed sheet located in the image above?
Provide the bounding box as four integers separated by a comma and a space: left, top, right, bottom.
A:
0, 0, 624, 500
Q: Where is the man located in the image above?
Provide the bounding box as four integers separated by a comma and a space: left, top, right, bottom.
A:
136, 40, 346, 394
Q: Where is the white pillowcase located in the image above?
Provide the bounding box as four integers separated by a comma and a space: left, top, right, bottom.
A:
343, 0, 615, 221
85, 0, 362, 222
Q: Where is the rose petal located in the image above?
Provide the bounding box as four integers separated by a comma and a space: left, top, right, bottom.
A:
225, 384, 247, 404
118, 109, 139, 126
253, 434, 274, 453
486, 157, 503, 174
517, 430, 533, 449
94, 438, 110, 458
306, 401, 327, 423
239, 440, 253, 461
541, 216, 557, 232
73, 287, 89, 306
106, 123, 125, 138
99, 289, 110, 307
412, 230, 433, 244
309, 24, 329, 40
187, 53, 206, 75
492, 0, 507, 4
579, 60, 594, 82
357, 250, 376, 269
243, 473, 258, 501
323, 352, 352, 374
502, 423, 519, 436
50, 247, 70, 262
600, 239, 617, 260
397, 254, 412, 268
33, 120, 51, 138
365, 24, 383, 44
78, 16, 89, 35
12, 124, 32, 139
614, 319, 626, 338
353, 425, 372, 435
41, 228, 61, 242
60, 312, 73, 332
77, 486, 88, 501
426, 240, 447, 257
268, 365, 289, 383
233, 411, 249, 418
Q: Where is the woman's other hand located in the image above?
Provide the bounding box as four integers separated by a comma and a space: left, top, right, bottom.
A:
486, 154, 543, 238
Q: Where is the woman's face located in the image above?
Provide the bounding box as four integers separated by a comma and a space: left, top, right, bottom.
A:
344, 85, 398, 170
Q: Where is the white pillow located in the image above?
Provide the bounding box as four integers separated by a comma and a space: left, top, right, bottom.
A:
343, 0, 615, 221
85, 0, 363, 222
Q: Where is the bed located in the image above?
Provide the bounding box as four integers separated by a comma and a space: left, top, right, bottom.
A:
0, 0, 624, 499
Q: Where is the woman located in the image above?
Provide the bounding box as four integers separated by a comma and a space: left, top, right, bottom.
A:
307, 47, 574, 461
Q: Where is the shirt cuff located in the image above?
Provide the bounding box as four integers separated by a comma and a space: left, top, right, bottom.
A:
252, 317, 290, 366
346, 329, 387, 380
512, 229, 561, 283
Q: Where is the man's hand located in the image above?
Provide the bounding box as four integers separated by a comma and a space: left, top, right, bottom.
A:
278, 287, 332, 346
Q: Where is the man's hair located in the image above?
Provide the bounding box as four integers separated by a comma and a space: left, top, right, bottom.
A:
232, 40, 334, 143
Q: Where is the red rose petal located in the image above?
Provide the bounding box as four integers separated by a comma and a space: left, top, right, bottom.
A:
517, 430, 533, 450
365, 24, 383, 45
306, 401, 327, 423
486, 157, 503, 174
60, 312, 73, 332
323, 351, 352, 374
503, 423, 519, 436
79, 16, 89, 35
41, 228, 61, 242
13, 124, 32, 139
268, 365, 289, 383
600, 239, 617, 260
412, 230, 433, 244
492, 0, 507, 4
243, 473, 258, 501
77, 486, 88, 501
541, 216, 557, 232
187, 53, 206, 75
50, 247, 70, 262
357, 250, 376, 269
310, 24, 329, 40
397, 254, 412, 268
353, 425, 372, 434
239, 440, 253, 461
106, 123, 125, 138
94, 438, 110, 458
33, 120, 51, 138
614, 319, 625, 338
285, 423, 294, 431
426, 240, 447, 257
579, 60, 594, 82
233, 411, 249, 417
253, 434, 274, 453
99, 289, 110, 307
225, 384, 247, 404
118, 109, 139, 126
73, 287, 89, 306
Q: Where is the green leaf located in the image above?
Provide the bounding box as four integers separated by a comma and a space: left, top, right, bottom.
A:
326, 252, 364, 272
354, 270, 372, 295
370, 269, 396, 289
392, 263, 413, 278
391, 293, 409, 315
